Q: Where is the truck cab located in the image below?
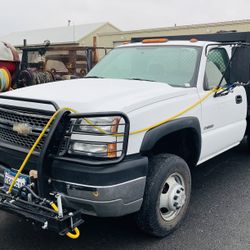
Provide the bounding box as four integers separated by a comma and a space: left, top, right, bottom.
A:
0, 36, 248, 237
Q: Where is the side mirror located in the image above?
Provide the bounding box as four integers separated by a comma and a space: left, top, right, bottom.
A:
214, 81, 250, 97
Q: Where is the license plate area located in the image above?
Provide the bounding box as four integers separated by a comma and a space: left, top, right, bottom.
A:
4, 169, 30, 190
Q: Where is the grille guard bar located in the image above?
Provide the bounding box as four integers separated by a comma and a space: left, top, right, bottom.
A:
0, 95, 59, 111
37, 110, 130, 197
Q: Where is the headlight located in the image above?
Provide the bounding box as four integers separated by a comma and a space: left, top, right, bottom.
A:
68, 116, 123, 158
69, 142, 108, 156
74, 117, 120, 134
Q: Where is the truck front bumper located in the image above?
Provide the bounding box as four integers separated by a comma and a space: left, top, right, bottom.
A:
53, 176, 146, 217
0, 148, 148, 217
50, 155, 148, 217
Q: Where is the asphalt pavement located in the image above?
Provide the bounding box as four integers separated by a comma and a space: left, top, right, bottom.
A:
0, 142, 250, 250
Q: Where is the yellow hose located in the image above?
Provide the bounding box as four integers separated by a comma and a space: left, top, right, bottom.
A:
6, 86, 220, 239
7, 107, 76, 194
7, 107, 80, 240
84, 87, 219, 136
129, 87, 219, 135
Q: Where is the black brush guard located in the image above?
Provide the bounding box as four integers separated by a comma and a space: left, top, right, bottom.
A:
0, 96, 130, 235
0, 108, 83, 235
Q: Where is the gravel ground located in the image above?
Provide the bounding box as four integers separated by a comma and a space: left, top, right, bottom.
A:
0, 143, 250, 250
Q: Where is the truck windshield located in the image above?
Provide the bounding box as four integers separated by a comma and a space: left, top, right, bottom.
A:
87, 45, 202, 87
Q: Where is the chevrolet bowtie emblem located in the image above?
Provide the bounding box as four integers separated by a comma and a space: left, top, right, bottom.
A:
13, 123, 32, 136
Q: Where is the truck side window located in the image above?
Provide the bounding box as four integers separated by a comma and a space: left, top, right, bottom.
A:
204, 48, 229, 90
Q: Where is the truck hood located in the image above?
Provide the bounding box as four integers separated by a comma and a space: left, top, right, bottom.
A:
3, 78, 191, 113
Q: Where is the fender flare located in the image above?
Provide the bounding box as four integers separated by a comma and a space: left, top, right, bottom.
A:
140, 117, 201, 165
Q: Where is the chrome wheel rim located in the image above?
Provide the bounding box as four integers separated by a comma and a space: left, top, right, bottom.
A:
159, 172, 186, 221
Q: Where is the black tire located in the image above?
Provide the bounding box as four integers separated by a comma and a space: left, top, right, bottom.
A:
134, 154, 191, 237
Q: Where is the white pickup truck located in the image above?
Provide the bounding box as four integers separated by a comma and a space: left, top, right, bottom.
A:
0, 34, 249, 238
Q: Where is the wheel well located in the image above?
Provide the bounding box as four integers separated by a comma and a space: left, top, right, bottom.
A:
148, 128, 200, 168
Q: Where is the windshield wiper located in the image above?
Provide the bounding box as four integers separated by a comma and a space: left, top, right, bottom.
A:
126, 78, 156, 82
85, 76, 104, 79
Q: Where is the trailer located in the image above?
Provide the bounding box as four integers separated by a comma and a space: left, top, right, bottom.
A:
16, 40, 112, 88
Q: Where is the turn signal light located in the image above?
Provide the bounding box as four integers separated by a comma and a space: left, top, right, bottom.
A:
108, 143, 117, 158
142, 38, 168, 43
190, 38, 198, 43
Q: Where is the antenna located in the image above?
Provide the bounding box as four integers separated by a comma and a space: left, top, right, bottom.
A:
73, 22, 75, 42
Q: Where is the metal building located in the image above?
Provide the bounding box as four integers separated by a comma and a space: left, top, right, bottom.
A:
97, 19, 250, 47
0, 22, 120, 47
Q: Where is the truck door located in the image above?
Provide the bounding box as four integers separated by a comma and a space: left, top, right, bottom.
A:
199, 47, 247, 164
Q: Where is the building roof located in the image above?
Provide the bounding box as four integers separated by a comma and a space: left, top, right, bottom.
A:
98, 19, 250, 36
0, 22, 120, 47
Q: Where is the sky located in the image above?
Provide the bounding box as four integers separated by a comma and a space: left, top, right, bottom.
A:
0, 0, 250, 36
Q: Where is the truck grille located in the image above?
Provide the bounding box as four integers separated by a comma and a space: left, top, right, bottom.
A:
0, 126, 46, 151
0, 106, 52, 152
0, 107, 50, 129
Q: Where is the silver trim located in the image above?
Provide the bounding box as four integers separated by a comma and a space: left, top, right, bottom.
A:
62, 194, 122, 204
51, 176, 146, 189
62, 194, 143, 205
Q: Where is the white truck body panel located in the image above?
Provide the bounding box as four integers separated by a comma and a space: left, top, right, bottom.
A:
198, 86, 247, 163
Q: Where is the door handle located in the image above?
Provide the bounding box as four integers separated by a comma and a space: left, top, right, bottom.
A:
235, 95, 242, 104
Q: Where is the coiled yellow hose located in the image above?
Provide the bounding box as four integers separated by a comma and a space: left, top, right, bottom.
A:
0, 68, 12, 92
50, 202, 80, 239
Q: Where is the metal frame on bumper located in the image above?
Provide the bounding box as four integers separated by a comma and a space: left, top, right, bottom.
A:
0, 187, 84, 235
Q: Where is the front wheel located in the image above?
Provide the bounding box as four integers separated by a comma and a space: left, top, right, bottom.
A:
134, 154, 191, 237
